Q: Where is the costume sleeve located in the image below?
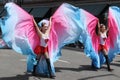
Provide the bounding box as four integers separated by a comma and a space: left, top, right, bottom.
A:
0, 2, 39, 56
107, 6, 120, 62
49, 3, 99, 65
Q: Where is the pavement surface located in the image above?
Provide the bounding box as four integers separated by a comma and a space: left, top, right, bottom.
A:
0, 48, 120, 80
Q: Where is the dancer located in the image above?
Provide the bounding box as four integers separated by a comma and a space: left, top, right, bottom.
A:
0, 2, 56, 78
97, 22, 112, 71
32, 18, 55, 78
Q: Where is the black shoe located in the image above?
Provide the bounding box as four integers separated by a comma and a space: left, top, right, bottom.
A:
32, 64, 37, 76
32, 71, 36, 76
50, 75, 56, 79
108, 68, 114, 72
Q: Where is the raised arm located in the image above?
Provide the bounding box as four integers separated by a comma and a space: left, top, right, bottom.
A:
97, 22, 101, 36
33, 17, 42, 37
46, 17, 52, 34
106, 26, 109, 32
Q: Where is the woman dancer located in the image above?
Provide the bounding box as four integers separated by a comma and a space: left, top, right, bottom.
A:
97, 22, 112, 71
32, 18, 55, 78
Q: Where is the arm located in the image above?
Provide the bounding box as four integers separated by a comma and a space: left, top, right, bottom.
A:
106, 26, 109, 32
97, 22, 101, 36
33, 18, 42, 37
46, 17, 52, 34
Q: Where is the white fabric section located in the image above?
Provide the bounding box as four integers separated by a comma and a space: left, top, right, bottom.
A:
40, 34, 49, 47
100, 31, 107, 45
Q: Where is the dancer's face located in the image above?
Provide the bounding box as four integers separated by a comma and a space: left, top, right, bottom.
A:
100, 24, 106, 32
41, 23, 49, 33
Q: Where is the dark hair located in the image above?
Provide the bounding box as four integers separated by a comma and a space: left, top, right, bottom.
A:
41, 22, 46, 27
100, 24, 108, 30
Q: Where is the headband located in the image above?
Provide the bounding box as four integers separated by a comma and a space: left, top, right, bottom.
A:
38, 19, 49, 27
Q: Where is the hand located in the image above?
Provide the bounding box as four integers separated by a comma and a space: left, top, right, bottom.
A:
31, 15, 34, 18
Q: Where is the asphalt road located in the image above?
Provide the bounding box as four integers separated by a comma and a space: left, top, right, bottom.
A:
0, 48, 120, 80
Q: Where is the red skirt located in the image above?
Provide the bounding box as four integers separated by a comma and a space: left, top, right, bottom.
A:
34, 45, 48, 55
98, 44, 108, 52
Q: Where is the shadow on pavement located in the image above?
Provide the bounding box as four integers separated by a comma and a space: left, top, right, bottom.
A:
78, 74, 114, 80
0, 74, 30, 80
0, 73, 41, 80
111, 62, 120, 67
115, 60, 120, 62
63, 46, 84, 52
55, 65, 98, 72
